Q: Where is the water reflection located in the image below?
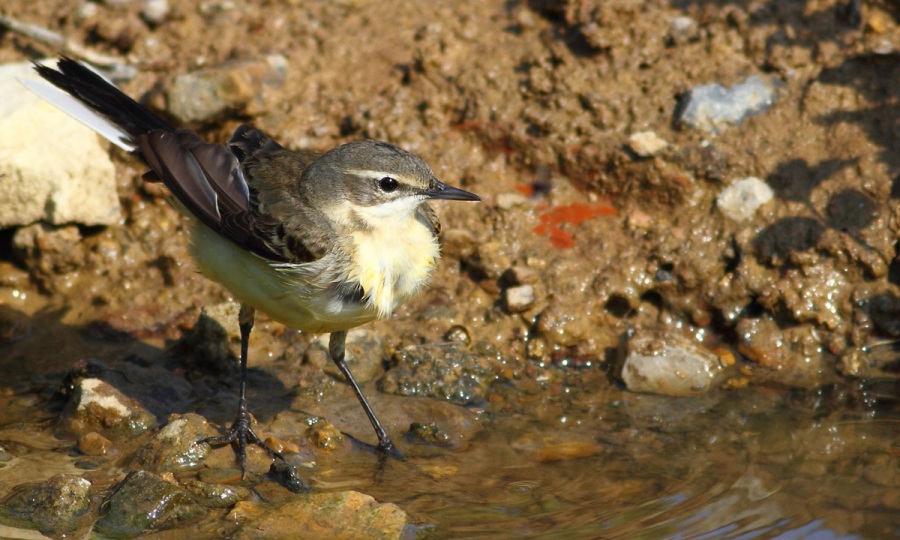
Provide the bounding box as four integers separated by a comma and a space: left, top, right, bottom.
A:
324, 381, 897, 539
0, 371, 896, 538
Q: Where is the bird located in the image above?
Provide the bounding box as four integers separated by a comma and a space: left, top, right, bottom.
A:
24, 57, 481, 478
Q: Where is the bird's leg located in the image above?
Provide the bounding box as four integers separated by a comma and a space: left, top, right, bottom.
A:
199, 304, 284, 477
328, 330, 401, 457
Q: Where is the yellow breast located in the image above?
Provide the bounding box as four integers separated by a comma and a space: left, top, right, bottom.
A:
347, 215, 440, 319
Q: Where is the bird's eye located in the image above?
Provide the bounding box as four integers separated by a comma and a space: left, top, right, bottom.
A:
378, 177, 399, 192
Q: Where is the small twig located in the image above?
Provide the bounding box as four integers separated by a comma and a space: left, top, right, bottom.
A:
0, 11, 137, 79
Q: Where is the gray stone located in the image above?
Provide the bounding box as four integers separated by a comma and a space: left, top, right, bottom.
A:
95, 470, 205, 537
620, 327, 727, 396
0, 61, 120, 227
379, 343, 496, 405
676, 75, 782, 134
130, 413, 217, 473
166, 55, 288, 123
717, 176, 774, 222
1, 474, 93, 536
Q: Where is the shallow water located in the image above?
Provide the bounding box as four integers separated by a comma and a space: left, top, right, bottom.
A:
0, 303, 896, 538
326, 380, 898, 539
3, 364, 894, 539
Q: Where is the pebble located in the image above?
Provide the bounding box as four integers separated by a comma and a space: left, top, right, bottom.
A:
628, 131, 669, 157
676, 75, 782, 134
77, 432, 116, 457
141, 0, 170, 25
668, 16, 698, 46
619, 327, 727, 396
717, 176, 774, 222
504, 284, 536, 313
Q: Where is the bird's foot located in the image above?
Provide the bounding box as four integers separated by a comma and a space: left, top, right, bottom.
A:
376, 437, 405, 461
199, 409, 284, 478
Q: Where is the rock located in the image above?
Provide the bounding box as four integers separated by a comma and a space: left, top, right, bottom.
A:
141, 0, 170, 25
511, 433, 604, 463
166, 55, 288, 123
95, 471, 205, 537
235, 491, 408, 540
675, 75, 782, 134
379, 343, 496, 405
503, 284, 536, 313
667, 16, 698, 46
77, 431, 116, 457
717, 177, 774, 222
406, 422, 455, 447
735, 317, 828, 386
59, 378, 158, 439
1, 474, 93, 537
306, 420, 346, 452
0, 60, 120, 227
130, 413, 217, 473
619, 327, 727, 396
180, 478, 252, 509
628, 131, 669, 157
11, 223, 85, 292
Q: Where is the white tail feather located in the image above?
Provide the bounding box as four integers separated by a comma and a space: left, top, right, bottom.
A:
18, 77, 135, 152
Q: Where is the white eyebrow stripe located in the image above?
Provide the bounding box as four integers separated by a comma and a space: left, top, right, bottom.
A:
344, 169, 401, 179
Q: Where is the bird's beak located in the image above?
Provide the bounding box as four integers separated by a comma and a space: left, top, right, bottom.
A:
425, 179, 482, 202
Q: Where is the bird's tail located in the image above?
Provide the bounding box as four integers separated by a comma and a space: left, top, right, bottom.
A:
21, 57, 174, 151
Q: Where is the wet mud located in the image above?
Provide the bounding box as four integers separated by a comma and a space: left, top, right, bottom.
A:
0, 0, 898, 538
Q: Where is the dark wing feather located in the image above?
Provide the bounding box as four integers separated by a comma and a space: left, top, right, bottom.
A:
35, 57, 321, 264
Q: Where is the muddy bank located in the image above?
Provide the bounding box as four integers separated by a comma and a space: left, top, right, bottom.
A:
0, 0, 899, 537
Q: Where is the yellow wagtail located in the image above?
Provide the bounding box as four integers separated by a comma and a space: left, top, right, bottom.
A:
24, 57, 481, 477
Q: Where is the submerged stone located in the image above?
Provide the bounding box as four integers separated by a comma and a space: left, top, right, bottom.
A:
379, 343, 496, 405
620, 327, 728, 396
1, 474, 92, 537
130, 413, 216, 473
235, 491, 408, 540
95, 470, 205, 537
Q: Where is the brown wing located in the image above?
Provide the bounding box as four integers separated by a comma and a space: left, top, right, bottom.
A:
137, 128, 292, 262
34, 58, 325, 265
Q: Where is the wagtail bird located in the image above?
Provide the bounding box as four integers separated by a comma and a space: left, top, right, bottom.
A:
24, 57, 481, 476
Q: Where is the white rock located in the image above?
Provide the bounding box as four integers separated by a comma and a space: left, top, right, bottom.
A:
717, 176, 774, 222
628, 131, 669, 157
620, 327, 726, 397
504, 284, 536, 313
141, 0, 170, 25
0, 61, 120, 228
